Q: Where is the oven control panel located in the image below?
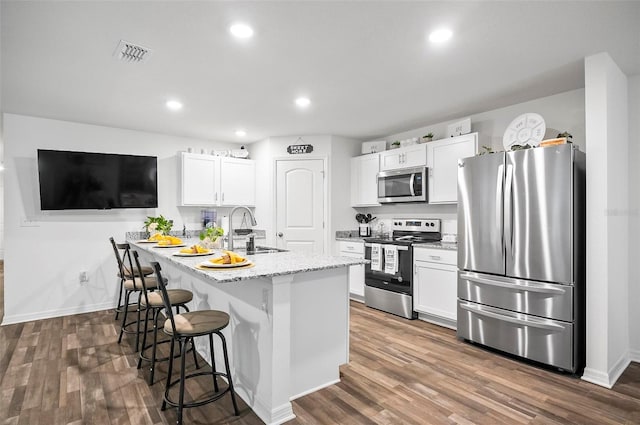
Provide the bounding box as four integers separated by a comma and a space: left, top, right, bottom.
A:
391, 218, 440, 232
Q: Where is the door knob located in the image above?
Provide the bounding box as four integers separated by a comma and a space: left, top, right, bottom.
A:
277, 232, 284, 237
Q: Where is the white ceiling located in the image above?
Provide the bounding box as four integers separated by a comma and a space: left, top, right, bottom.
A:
2, 1, 639, 144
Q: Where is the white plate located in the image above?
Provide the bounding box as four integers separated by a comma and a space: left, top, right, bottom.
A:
199, 259, 250, 268
503, 113, 546, 149
153, 244, 187, 248
173, 250, 214, 257
136, 240, 158, 244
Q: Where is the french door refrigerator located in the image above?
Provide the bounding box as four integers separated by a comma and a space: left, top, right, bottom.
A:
457, 144, 585, 373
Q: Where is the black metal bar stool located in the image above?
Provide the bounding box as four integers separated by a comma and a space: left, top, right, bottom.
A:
131, 251, 199, 385
116, 242, 165, 352
151, 262, 240, 425
110, 237, 154, 320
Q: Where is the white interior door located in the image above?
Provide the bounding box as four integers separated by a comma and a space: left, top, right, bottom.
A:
276, 159, 325, 254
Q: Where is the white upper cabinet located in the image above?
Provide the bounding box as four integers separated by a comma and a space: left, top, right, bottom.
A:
350, 153, 380, 207
427, 133, 478, 204
179, 153, 256, 207
379, 143, 427, 171
180, 153, 218, 206
219, 157, 256, 206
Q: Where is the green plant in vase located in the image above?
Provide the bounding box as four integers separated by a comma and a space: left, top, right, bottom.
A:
200, 223, 225, 248
422, 132, 434, 143
143, 215, 173, 240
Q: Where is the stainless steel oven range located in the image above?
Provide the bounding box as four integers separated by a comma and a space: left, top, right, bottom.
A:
364, 218, 441, 319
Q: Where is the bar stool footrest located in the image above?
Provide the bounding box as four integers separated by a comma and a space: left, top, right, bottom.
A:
163, 371, 233, 409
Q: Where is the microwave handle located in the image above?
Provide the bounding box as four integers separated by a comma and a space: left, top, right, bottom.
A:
409, 173, 416, 196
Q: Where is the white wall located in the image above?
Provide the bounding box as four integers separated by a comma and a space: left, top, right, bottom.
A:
329, 136, 362, 252
249, 135, 361, 255
627, 75, 640, 360
383, 89, 586, 154
353, 89, 587, 240
1, 113, 237, 324
582, 53, 630, 388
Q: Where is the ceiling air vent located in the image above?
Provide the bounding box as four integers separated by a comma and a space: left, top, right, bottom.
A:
113, 39, 152, 63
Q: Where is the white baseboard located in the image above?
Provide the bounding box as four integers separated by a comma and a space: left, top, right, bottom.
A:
290, 378, 340, 400
609, 351, 632, 385
349, 294, 365, 303
1, 302, 114, 325
243, 394, 295, 425
582, 367, 613, 388
418, 312, 457, 330
582, 351, 631, 388
629, 348, 640, 363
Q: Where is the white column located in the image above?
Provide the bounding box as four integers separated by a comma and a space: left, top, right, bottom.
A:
583, 52, 630, 387
264, 274, 295, 424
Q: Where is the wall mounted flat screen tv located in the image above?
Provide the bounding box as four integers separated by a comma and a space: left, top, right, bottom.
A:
37, 149, 158, 210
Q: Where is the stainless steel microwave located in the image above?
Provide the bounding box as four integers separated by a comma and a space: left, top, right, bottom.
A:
377, 166, 428, 203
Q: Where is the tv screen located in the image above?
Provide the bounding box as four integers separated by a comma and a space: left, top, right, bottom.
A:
37, 149, 158, 210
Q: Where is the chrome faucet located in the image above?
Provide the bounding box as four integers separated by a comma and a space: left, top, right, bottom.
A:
228, 206, 258, 251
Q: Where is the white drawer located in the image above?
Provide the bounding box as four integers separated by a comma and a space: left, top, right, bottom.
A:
339, 240, 365, 256
413, 247, 456, 265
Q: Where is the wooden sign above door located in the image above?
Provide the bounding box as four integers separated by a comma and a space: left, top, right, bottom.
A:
287, 144, 313, 154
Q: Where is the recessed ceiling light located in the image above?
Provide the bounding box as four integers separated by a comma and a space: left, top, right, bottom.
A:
235, 130, 247, 137
230, 23, 254, 39
166, 100, 183, 111
295, 97, 311, 108
429, 28, 453, 43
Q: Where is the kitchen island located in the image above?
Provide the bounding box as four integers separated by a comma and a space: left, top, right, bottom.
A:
132, 240, 366, 425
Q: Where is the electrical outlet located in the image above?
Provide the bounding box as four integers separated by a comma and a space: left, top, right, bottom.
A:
21, 217, 39, 227
79, 271, 89, 283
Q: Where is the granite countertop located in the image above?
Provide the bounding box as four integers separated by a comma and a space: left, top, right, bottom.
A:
336, 236, 367, 242
131, 238, 367, 283
413, 241, 458, 251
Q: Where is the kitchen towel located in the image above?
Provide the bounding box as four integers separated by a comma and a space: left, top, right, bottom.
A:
384, 245, 398, 274
370, 244, 382, 271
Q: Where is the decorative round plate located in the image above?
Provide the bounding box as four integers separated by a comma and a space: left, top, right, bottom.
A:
503, 113, 546, 149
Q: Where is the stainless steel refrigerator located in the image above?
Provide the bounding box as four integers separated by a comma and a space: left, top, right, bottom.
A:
457, 144, 585, 373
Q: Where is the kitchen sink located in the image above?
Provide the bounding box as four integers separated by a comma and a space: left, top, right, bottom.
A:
238, 246, 288, 255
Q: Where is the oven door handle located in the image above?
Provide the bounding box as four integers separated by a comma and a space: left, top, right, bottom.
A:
364, 243, 409, 251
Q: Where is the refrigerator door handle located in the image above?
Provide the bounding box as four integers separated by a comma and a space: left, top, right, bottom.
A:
496, 164, 504, 231
459, 302, 566, 331
504, 164, 514, 258
459, 272, 567, 295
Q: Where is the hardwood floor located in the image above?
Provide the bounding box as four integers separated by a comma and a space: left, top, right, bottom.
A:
1, 294, 640, 424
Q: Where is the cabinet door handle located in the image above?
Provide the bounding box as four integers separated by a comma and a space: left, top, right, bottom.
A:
222, 193, 224, 202
429, 255, 442, 261
215, 193, 218, 202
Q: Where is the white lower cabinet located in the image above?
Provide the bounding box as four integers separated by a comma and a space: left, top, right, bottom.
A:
338, 241, 365, 299
413, 247, 457, 328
